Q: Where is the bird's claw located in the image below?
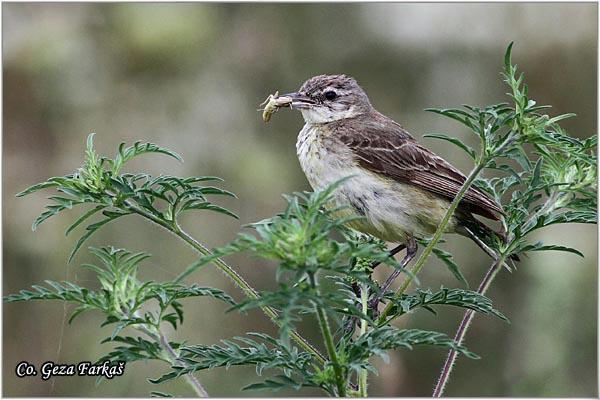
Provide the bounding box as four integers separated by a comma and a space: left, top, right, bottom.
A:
343, 316, 358, 334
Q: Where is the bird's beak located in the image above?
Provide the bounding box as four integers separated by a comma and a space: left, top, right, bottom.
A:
279, 92, 314, 109
260, 90, 314, 123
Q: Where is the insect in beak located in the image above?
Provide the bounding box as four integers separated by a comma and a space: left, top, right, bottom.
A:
259, 91, 293, 123
259, 91, 314, 123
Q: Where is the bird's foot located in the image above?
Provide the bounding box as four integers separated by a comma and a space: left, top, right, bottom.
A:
343, 316, 359, 334
367, 296, 381, 319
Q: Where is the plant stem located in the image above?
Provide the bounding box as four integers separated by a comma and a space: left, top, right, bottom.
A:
158, 331, 209, 398
135, 319, 209, 397
358, 282, 369, 397
378, 164, 485, 324
432, 253, 506, 397
120, 198, 326, 364
309, 273, 347, 397
433, 182, 560, 395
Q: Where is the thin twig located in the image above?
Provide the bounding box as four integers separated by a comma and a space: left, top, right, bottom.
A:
309, 273, 347, 397
358, 282, 369, 397
158, 331, 209, 397
433, 186, 562, 395
432, 254, 506, 397
134, 317, 209, 397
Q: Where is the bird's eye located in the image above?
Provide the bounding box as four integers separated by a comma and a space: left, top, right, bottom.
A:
324, 90, 337, 100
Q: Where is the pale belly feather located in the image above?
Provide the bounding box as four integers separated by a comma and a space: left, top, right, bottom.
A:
296, 124, 457, 242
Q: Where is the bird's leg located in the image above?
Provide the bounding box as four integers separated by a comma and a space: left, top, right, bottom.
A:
368, 243, 406, 271
343, 282, 362, 334
368, 237, 418, 312
379, 237, 417, 296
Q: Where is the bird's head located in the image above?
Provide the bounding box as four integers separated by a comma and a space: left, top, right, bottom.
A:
281, 74, 373, 124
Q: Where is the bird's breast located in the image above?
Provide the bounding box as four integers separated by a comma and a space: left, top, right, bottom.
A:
296, 124, 357, 190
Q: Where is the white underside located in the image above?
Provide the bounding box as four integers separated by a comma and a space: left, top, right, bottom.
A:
296, 124, 456, 242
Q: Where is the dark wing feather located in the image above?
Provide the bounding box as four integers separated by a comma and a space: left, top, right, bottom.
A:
335, 112, 502, 220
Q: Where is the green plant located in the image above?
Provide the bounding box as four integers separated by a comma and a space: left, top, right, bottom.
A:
6, 44, 596, 396
423, 44, 595, 396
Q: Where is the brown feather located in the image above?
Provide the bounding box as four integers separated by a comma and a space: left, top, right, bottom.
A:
332, 110, 503, 220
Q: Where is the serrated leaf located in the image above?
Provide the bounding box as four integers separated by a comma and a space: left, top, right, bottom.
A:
348, 326, 479, 365
531, 158, 543, 188
522, 243, 584, 257
65, 205, 105, 236
68, 305, 92, 324
425, 108, 474, 130
424, 133, 477, 159
87, 132, 96, 151
242, 375, 304, 391
150, 391, 173, 397
68, 212, 130, 263
431, 247, 468, 287
198, 186, 237, 198
547, 113, 576, 125
112, 141, 183, 174
16, 180, 60, 197
32, 198, 87, 231
385, 287, 507, 322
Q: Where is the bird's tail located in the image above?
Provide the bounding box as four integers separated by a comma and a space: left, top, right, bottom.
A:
457, 215, 520, 264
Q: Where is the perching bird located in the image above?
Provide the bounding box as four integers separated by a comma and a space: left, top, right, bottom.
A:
270, 74, 506, 300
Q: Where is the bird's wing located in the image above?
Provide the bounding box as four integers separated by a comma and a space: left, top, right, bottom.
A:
336, 115, 502, 220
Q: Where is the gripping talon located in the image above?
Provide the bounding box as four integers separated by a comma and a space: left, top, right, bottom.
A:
368, 237, 418, 312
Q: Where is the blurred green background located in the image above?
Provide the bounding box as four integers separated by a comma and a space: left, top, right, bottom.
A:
3, 3, 597, 397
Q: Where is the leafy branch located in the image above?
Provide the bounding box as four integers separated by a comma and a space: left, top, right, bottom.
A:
5, 247, 236, 396
377, 43, 596, 326
393, 43, 596, 396
171, 180, 499, 396
15, 133, 325, 365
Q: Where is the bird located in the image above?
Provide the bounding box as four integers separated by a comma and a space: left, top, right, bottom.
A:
269, 74, 507, 305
